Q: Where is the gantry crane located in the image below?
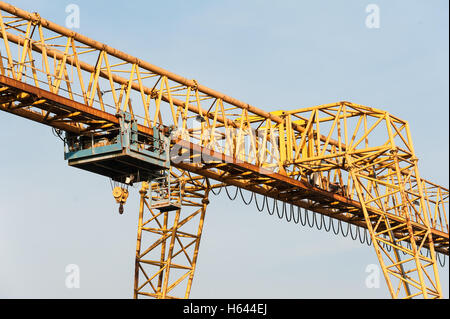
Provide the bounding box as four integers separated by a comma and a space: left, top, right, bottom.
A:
0, 2, 448, 299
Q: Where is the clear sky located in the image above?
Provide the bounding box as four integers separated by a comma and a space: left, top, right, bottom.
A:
0, 0, 448, 298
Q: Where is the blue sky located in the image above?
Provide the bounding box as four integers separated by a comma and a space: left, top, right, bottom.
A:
0, 0, 448, 298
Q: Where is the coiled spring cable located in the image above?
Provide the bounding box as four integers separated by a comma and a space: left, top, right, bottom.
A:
212, 185, 447, 268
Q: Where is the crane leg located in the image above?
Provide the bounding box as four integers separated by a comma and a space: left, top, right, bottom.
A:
133, 169, 210, 299
349, 157, 442, 299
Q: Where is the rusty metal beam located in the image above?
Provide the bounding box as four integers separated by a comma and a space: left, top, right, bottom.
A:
1, 73, 447, 255
0, 1, 345, 148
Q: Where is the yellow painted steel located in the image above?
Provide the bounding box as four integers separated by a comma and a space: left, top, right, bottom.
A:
134, 170, 210, 299
0, 1, 448, 299
112, 186, 129, 214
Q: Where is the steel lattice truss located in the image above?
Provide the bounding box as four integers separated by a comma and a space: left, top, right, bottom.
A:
134, 170, 210, 299
0, 2, 448, 299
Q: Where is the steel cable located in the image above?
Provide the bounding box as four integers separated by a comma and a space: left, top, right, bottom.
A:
275, 200, 285, 219
340, 221, 350, 238
225, 186, 239, 200
290, 205, 300, 224
211, 186, 446, 268
331, 218, 341, 235
357, 226, 365, 244
299, 207, 307, 226
323, 215, 332, 232
349, 224, 358, 240
384, 236, 392, 252
285, 204, 293, 222
305, 209, 315, 228
314, 211, 323, 230
401, 242, 407, 255
365, 229, 372, 246
211, 186, 222, 196
254, 193, 266, 212
267, 198, 276, 216
239, 188, 254, 206
399, 242, 406, 255
437, 253, 446, 267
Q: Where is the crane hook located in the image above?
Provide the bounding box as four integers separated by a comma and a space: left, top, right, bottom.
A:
113, 186, 129, 215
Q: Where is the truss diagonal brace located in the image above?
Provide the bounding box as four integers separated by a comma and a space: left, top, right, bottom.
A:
133, 170, 210, 299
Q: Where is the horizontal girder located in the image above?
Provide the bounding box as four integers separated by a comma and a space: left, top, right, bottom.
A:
0, 1, 448, 299
0, 1, 447, 256
0, 75, 448, 256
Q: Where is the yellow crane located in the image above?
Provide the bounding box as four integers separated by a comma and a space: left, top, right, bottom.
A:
0, 2, 448, 299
